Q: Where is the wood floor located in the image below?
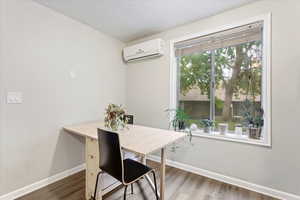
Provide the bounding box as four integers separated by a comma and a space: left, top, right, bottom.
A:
17, 162, 278, 200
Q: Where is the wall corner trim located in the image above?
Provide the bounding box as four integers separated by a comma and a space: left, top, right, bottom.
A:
147, 155, 300, 200
0, 164, 86, 200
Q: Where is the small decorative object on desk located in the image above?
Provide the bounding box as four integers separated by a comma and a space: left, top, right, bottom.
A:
104, 104, 128, 131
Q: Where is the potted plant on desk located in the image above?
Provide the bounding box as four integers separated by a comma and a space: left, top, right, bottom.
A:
104, 104, 128, 131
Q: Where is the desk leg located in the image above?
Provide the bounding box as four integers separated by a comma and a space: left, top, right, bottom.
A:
86, 137, 102, 200
160, 148, 166, 200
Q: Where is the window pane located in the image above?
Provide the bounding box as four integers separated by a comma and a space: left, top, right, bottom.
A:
178, 51, 212, 125
176, 22, 265, 140
214, 41, 263, 134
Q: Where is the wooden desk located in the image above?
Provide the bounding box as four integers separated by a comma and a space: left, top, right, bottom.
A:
63, 121, 186, 200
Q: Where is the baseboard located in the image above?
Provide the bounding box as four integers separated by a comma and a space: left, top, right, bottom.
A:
2, 158, 299, 200
0, 164, 86, 200
148, 155, 300, 200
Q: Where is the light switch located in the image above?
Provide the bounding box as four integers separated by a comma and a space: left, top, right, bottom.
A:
70, 71, 77, 79
7, 92, 23, 104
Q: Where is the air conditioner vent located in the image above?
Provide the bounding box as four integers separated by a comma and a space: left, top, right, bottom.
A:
123, 39, 164, 62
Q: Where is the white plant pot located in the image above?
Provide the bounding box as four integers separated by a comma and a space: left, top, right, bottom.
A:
219, 123, 228, 135
235, 126, 243, 135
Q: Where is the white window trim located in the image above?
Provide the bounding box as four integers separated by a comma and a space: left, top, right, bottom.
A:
169, 13, 272, 147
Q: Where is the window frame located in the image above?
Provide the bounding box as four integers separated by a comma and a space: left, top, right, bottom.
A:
169, 13, 272, 147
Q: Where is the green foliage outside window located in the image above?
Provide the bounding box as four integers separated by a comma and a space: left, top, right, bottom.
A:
179, 41, 263, 129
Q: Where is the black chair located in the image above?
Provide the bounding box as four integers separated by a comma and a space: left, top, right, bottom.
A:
124, 114, 134, 125
91, 129, 159, 200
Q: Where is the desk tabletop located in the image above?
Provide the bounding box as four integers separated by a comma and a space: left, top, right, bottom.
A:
63, 121, 186, 155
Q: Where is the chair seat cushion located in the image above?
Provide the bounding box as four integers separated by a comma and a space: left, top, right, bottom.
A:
123, 159, 152, 184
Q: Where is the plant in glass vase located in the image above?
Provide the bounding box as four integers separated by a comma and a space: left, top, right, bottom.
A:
104, 104, 128, 131
165, 108, 190, 131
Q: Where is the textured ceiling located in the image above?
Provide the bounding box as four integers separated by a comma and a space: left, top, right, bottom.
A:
34, 0, 258, 42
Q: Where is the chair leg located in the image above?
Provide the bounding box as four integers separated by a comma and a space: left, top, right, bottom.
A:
131, 183, 134, 194
152, 171, 159, 200
124, 185, 128, 200
91, 172, 101, 200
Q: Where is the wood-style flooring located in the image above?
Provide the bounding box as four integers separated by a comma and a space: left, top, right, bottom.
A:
17, 161, 278, 200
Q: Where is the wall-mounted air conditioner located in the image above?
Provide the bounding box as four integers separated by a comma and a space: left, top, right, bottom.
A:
123, 38, 164, 62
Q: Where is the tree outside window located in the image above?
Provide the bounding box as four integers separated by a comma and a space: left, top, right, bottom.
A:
177, 23, 263, 136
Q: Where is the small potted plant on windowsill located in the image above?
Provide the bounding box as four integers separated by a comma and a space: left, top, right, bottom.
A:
244, 108, 264, 139
200, 119, 214, 134
218, 123, 228, 135
165, 108, 190, 131
235, 124, 243, 135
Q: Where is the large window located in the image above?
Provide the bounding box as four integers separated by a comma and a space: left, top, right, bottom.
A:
170, 16, 271, 146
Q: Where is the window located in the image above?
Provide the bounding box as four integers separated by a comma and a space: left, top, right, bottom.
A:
170, 15, 271, 146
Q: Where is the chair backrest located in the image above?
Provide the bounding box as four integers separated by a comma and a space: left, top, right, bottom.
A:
125, 115, 134, 125
97, 129, 124, 183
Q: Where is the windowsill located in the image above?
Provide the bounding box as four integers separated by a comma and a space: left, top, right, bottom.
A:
187, 129, 271, 147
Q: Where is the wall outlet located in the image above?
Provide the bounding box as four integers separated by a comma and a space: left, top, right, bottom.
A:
7, 92, 23, 104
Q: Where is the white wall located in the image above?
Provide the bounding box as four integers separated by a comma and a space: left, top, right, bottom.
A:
0, 0, 5, 194
126, 0, 300, 196
0, 0, 126, 195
